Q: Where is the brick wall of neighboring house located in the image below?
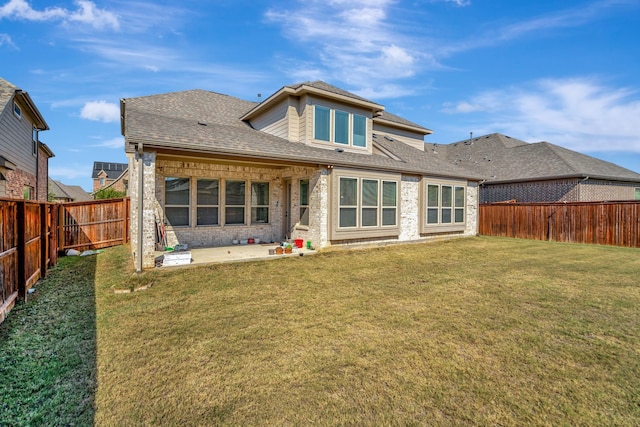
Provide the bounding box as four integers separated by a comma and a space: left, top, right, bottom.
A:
578, 179, 639, 201
4, 168, 37, 200
481, 178, 640, 203
37, 147, 49, 201
481, 179, 579, 203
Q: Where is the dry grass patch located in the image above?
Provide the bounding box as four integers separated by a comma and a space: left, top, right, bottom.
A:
93, 237, 640, 426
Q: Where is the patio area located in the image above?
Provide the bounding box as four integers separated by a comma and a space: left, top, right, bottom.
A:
155, 243, 317, 267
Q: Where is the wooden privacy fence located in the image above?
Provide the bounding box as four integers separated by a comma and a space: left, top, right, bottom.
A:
0, 199, 58, 322
59, 198, 130, 252
479, 201, 640, 248
0, 197, 129, 323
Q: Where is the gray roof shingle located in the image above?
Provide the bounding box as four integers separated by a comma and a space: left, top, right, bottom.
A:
122, 88, 479, 180
436, 133, 640, 183
92, 161, 128, 179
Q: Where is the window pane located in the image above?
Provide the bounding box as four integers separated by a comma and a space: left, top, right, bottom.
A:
382, 208, 396, 226
442, 186, 453, 208
314, 106, 330, 141
226, 180, 245, 205
442, 208, 452, 223
353, 115, 366, 147
166, 207, 189, 226
455, 186, 465, 207
300, 207, 309, 226
300, 179, 309, 205
362, 207, 378, 227
334, 110, 349, 145
251, 182, 269, 206
251, 207, 269, 224
427, 208, 438, 224
455, 208, 464, 223
340, 208, 357, 227
197, 179, 218, 205
362, 179, 378, 206
635, 188, 640, 200
383, 181, 397, 206
340, 178, 357, 206
165, 177, 190, 205
197, 207, 218, 226
427, 184, 439, 206
225, 207, 245, 225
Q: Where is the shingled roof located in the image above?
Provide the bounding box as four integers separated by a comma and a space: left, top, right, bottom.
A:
121, 86, 478, 180
92, 161, 128, 179
436, 133, 640, 183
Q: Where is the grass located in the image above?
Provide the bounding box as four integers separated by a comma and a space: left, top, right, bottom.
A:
2, 237, 640, 425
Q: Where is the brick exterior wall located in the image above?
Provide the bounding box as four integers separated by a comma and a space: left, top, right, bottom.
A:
130, 151, 480, 269
482, 178, 639, 203
3, 168, 36, 200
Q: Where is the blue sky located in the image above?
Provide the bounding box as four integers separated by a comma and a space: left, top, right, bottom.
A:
2, 0, 639, 191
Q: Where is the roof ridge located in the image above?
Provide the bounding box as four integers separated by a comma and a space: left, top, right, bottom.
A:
538, 141, 586, 174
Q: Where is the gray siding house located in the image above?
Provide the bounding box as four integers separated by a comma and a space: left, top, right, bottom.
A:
0, 77, 54, 201
436, 133, 640, 203
121, 81, 480, 270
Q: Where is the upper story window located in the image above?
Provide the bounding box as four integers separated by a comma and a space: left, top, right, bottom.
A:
13, 102, 21, 119
313, 105, 367, 149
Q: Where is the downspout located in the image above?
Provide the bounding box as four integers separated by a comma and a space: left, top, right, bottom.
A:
35, 128, 39, 200
136, 142, 144, 273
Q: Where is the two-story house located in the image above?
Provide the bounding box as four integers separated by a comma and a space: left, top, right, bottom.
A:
121, 81, 481, 269
92, 161, 129, 193
0, 77, 54, 201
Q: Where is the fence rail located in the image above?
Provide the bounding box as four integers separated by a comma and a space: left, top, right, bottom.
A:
0, 197, 129, 324
479, 201, 640, 248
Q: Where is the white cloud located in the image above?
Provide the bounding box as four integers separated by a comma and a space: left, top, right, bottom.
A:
443, 77, 640, 152
49, 165, 91, 180
80, 100, 120, 123
91, 137, 124, 148
0, 0, 119, 30
265, 0, 422, 95
0, 32, 15, 47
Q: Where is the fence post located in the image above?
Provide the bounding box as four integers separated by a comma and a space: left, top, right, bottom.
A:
40, 203, 48, 278
17, 201, 26, 301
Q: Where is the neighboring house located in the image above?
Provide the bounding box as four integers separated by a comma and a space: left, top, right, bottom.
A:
436, 133, 640, 203
48, 178, 92, 203
92, 161, 129, 193
0, 77, 54, 201
121, 81, 481, 269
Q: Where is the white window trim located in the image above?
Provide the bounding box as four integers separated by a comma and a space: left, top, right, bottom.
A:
13, 102, 21, 119
224, 179, 247, 226
251, 182, 270, 225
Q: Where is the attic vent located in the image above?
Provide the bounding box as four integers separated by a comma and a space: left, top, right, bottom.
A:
384, 136, 393, 141
198, 121, 208, 126
335, 148, 344, 153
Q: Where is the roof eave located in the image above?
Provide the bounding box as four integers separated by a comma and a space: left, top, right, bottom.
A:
240, 84, 384, 121
373, 117, 433, 135
15, 91, 49, 130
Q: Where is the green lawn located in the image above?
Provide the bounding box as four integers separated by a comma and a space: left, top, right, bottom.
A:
2, 237, 640, 425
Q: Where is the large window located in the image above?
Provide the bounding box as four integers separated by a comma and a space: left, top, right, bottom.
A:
424, 181, 466, 230
197, 179, 219, 226
165, 177, 190, 226
251, 182, 269, 224
300, 179, 310, 226
314, 106, 330, 142
225, 180, 245, 225
334, 173, 399, 240
313, 105, 367, 149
